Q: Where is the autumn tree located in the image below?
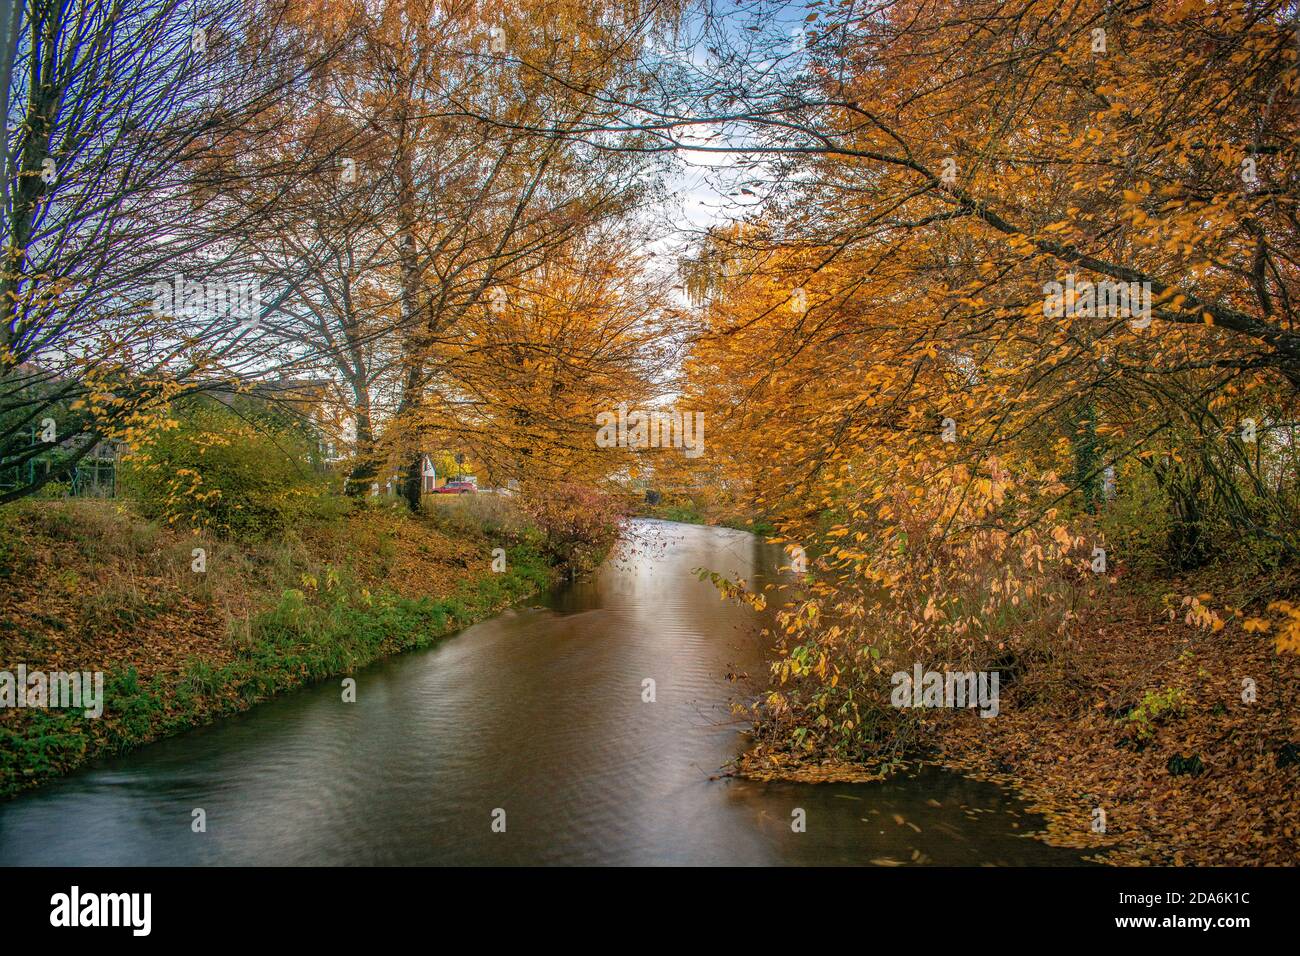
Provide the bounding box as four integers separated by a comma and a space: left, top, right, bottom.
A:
640, 0, 1300, 755
0, 0, 352, 502
251, 0, 683, 508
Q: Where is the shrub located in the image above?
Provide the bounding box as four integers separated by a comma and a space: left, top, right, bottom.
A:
121, 396, 334, 537
744, 461, 1087, 761
1120, 687, 1188, 743
520, 482, 624, 573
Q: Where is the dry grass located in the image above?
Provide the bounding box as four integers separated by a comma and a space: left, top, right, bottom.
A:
0, 496, 522, 680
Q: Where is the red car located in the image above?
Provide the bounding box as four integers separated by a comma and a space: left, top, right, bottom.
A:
436, 480, 477, 494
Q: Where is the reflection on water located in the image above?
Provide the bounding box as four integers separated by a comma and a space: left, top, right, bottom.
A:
0, 520, 1083, 865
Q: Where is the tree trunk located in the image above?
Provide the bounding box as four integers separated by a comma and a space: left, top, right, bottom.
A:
402, 452, 422, 513
344, 381, 378, 496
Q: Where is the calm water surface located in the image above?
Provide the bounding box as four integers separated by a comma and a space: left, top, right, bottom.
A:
0, 520, 1084, 865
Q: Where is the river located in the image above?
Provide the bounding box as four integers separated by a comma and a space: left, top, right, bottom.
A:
0, 519, 1083, 865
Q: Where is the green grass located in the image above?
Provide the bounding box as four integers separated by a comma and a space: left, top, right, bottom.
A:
642, 502, 706, 524
0, 542, 555, 799
718, 515, 778, 537
638, 500, 778, 538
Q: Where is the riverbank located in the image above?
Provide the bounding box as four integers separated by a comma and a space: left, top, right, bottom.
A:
0, 497, 560, 798
637, 500, 776, 537
0, 518, 1085, 866
737, 584, 1300, 866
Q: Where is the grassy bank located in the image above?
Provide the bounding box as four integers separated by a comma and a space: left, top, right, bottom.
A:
0, 496, 559, 799
638, 498, 777, 537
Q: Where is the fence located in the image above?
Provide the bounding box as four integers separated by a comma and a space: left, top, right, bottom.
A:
0, 436, 119, 499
